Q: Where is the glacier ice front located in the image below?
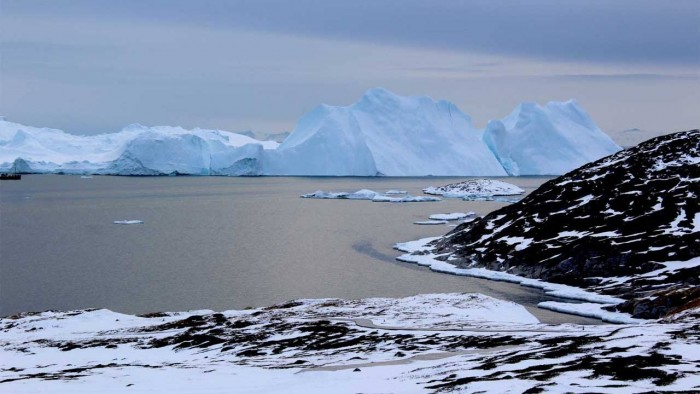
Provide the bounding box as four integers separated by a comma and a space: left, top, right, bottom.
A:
0, 89, 621, 176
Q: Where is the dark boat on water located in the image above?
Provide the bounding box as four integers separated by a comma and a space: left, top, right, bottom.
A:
0, 173, 21, 180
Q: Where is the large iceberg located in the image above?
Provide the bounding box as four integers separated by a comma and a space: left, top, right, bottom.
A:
0, 121, 278, 175
265, 88, 508, 176
0, 89, 621, 176
483, 100, 621, 175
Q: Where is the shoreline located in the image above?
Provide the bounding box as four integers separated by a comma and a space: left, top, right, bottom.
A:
394, 237, 646, 324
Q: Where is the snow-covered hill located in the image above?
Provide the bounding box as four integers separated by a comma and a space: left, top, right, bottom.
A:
0, 89, 621, 176
2, 296, 699, 393
411, 130, 700, 319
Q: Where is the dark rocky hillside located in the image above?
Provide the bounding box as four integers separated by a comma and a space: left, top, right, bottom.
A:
429, 130, 700, 318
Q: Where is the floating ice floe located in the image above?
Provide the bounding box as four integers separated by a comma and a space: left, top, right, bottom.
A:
79, 175, 93, 179
302, 190, 440, 202
300, 189, 379, 200
423, 179, 525, 199
113, 220, 144, 225
414, 220, 449, 225
300, 190, 350, 199
384, 189, 407, 195
348, 189, 380, 200
428, 212, 475, 221
371, 195, 441, 203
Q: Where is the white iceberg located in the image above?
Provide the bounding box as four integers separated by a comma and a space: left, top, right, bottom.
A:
265, 88, 508, 176
0, 120, 278, 176
0, 90, 621, 177
483, 100, 621, 175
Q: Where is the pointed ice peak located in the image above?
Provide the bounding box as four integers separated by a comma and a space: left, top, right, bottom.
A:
515, 102, 539, 113
354, 87, 405, 111
545, 99, 597, 131
511, 99, 582, 116
360, 87, 399, 101
357, 87, 446, 107
121, 123, 149, 132
11, 129, 31, 143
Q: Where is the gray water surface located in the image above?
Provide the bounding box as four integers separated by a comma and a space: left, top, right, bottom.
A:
0, 175, 599, 324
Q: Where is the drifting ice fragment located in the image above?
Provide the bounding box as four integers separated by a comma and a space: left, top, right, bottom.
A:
300, 190, 350, 199
414, 220, 449, 225
428, 212, 475, 221
372, 195, 441, 203
301, 190, 438, 202
113, 220, 144, 225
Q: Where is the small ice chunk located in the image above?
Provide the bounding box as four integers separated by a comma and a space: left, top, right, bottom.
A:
372, 195, 441, 203
428, 212, 475, 221
80, 175, 93, 179
300, 189, 378, 200
113, 220, 144, 225
385, 190, 407, 195
300, 190, 350, 199
347, 189, 379, 200
414, 220, 449, 225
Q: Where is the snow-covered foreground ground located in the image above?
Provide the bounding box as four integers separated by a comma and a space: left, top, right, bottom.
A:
2, 293, 698, 393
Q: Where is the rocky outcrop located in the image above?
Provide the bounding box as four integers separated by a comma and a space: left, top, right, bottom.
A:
430, 130, 700, 318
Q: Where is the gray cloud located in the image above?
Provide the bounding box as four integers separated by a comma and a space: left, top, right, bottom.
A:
5, 0, 700, 65
1, 0, 699, 135
548, 73, 700, 81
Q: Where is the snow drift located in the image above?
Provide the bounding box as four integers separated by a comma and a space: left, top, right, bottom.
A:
0, 89, 621, 176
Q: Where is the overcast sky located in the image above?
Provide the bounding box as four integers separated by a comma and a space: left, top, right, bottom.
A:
1, 0, 698, 135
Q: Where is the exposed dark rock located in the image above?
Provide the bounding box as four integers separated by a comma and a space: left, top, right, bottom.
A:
430, 130, 700, 318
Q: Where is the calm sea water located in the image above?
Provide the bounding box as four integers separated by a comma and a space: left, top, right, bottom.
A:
0, 175, 599, 324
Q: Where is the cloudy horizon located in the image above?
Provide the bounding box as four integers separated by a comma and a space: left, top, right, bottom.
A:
1, 0, 698, 135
